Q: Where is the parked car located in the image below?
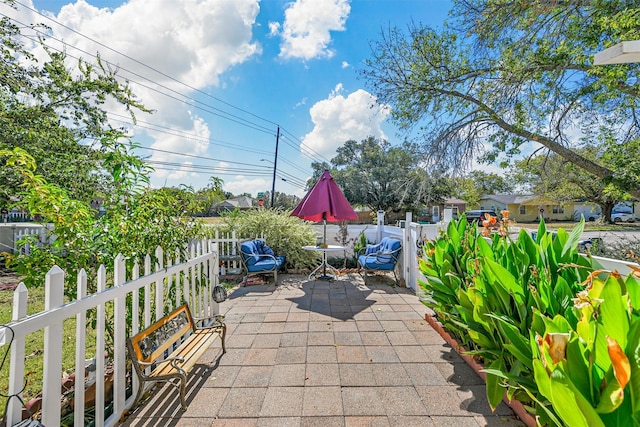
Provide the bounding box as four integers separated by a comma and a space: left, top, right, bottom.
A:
464, 210, 497, 223
612, 212, 638, 223
574, 212, 600, 221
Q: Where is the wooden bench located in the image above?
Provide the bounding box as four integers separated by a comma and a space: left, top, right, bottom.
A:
126, 303, 226, 410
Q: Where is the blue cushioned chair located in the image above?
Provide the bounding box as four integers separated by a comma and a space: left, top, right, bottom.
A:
238, 239, 286, 284
357, 237, 402, 284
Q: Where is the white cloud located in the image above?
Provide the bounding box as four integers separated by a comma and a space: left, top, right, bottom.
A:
301, 84, 390, 158
50, 0, 261, 89
341, 61, 350, 69
224, 176, 270, 197
268, 21, 280, 37
278, 0, 351, 60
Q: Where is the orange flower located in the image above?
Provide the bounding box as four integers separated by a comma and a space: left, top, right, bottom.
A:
501, 210, 510, 220
607, 337, 631, 389
483, 213, 497, 226
543, 333, 569, 365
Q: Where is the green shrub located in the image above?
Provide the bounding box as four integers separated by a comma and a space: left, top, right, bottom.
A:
218, 208, 318, 270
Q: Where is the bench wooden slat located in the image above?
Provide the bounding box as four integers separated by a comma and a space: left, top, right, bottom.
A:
154, 330, 219, 377
126, 303, 226, 410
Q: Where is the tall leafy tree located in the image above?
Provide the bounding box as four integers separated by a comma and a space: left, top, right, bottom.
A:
0, 10, 149, 208
311, 136, 451, 213
361, 1, 640, 199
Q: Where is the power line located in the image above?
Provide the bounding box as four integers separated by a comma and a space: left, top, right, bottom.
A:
109, 118, 312, 186
107, 113, 274, 157
8, 25, 314, 186
12, 26, 276, 136
13, 0, 283, 129
4, 4, 337, 192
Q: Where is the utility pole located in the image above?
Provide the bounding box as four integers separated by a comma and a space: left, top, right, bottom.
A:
271, 126, 280, 208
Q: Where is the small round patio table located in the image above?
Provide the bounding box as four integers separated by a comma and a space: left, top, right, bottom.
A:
302, 245, 346, 281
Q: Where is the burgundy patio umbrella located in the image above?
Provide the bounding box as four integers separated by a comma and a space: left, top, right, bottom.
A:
291, 170, 358, 247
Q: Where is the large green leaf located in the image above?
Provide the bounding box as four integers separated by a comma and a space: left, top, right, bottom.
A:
564, 336, 592, 406
535, 220, 547, 244
522, 378, 563, 427
626, 319, 640, 422
599, 397, 634, 427
533, 359, 553, 401
595, 368, 625, 414
476, 233, 494, 258
560, 220, 584, 259
553, 276, 574, 314
486, 358, 507, 411
593, 275, 629, 373
468, 288, 490, 326
626, 275, 640, 314
468, 328, 497, 349
548, 369, 605, 427
517, 228, 541, 265
488, 314, 533, 370
483, 258, 525, 306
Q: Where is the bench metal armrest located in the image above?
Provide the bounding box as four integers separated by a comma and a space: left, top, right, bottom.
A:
135, 356, 185, 368
240, 251, 277, 263
193, 314, 226, 329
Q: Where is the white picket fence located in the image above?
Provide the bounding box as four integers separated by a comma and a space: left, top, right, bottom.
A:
2, 240, 221, 427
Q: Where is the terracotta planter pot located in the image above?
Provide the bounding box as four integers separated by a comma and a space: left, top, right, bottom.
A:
424, 313, 537, 427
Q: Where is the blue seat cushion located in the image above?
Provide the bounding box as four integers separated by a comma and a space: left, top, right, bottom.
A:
261, 242, 275, 256
246, 256, 286, 273
377, 238, 401, 263
364, 244, 380, 256
358, 255, 395, 271
241, 240, 261, 266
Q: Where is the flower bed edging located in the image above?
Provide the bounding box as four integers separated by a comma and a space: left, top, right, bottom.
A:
424, 313, 536, 427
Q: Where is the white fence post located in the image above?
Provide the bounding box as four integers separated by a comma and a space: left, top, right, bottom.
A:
42, 266, 65, 427
376, 210, 385, 243
403, 212, 413, 291
144, 254, 152, 329
7, 283, 28, 425
74, 270, 87, 427
155, 247, 164, 321
113, 254, 127, 422
95, 265, 107, 426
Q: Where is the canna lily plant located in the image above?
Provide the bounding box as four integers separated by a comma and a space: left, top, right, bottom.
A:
419, 213, 595, 422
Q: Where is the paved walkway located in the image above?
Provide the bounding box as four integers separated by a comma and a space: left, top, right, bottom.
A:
123, 274, 525, 427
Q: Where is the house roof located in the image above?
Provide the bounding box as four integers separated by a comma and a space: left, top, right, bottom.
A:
480, 194, 526, 205
214, 196, 253, 210
480, 194, 564, 206
444, 197, 467, 205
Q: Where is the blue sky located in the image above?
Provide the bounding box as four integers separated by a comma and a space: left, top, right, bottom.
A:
8, 0, 452, 197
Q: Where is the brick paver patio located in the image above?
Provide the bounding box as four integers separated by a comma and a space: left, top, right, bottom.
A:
122, 273, 526, 427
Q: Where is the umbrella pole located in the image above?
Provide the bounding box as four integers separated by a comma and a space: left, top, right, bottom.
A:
323, 215, 327, 277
